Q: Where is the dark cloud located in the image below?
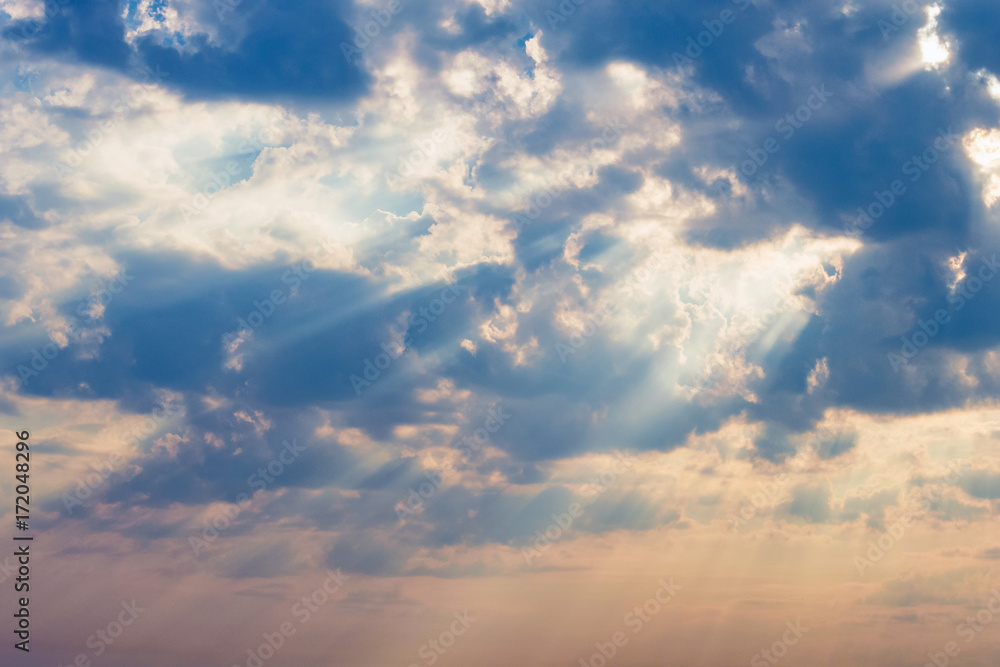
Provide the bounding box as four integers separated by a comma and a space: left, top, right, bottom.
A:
5, 0, 131, 67
959, 471, 1000, 499
136, 0, 369, 102
6, 0, 370, 103
0, 195, 44, 229
784, 483, 832, 523
840, 487, 898, 528
752, 423, 795, 462
941, 1, 1000, 75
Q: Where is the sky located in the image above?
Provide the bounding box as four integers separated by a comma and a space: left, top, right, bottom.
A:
1, 0, 1000, 665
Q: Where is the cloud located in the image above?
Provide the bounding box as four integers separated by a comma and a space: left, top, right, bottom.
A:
783, 483, 832, 523
868, 568, 991, 607
959, 471, 1000, 499
5, 0, 370, 102
3, 5, 1000, 654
